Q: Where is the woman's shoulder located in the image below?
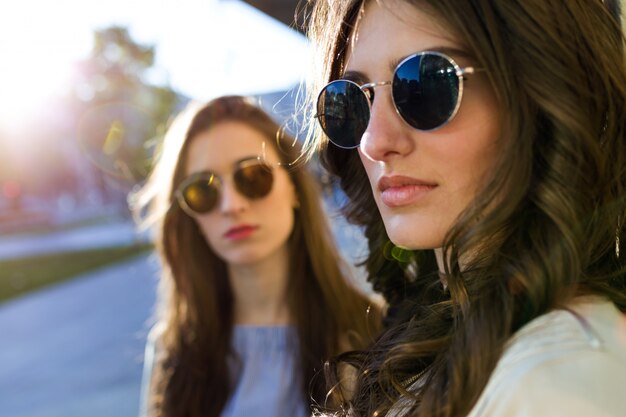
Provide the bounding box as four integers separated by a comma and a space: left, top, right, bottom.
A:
468, 297, 626, 417
503, 297, 625, 362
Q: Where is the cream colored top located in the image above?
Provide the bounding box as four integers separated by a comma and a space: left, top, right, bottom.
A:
467, 297, 626, 417
388, 297, 626, 417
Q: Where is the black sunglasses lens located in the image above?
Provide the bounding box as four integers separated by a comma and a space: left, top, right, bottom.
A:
182, 178, 218, 213
317, 80, 370, 149
234, 163, 274, 199
393, 53, 460, 130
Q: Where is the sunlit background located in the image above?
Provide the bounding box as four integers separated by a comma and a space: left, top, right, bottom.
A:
0, 0, 310, 227
0, 2, 357, 417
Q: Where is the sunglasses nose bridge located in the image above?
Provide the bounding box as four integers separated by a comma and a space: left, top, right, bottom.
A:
360, 81, 392, 104
218, 177, 250, 214
360, 87, 414, 162
365, 80, 398, 129
360, 80, 394, 134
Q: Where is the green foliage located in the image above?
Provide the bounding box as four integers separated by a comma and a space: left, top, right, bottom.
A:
69, 25, 181, 186
92, 26, 155, 83
0, 25, 181, 206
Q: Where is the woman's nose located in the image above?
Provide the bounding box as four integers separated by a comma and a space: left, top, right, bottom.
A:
359, 88, 414, 162
218, 181, 249, 215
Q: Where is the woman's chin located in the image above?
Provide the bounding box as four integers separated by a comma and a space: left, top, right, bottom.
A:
386, 231, 443, 252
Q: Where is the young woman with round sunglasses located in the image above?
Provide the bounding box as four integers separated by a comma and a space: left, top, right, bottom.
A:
305, 0, 626, 416
133, 95, 381, 417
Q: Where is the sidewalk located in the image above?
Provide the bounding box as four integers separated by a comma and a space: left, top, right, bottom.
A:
0, 254, 158, 417
0, 219, 149, 261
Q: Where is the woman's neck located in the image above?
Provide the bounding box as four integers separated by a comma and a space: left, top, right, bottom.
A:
228, 244, 291, 326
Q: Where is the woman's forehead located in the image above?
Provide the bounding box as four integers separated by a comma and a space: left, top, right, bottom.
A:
184, 122, 280, 175
344, 1, 462, 77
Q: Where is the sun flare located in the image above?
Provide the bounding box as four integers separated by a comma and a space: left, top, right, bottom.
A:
0, 5, 89, 132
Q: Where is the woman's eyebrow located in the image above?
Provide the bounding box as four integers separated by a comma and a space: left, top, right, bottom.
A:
341, 70, 369, 84
234, 156, 260, 165
187, 156, 260, 178
342, 47, 474, 83
431, 46, 474, 61
389, 47, 474, 71
186, 169, 213, 178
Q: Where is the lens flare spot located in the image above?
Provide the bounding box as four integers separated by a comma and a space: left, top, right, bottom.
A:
103, 120, 125, 155
391, 245, 413, 263
77, 102, 155, 182
383, 240, 414, 263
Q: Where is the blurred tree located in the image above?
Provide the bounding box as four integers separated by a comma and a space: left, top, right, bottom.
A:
69, 26, 181, 203
92, 26, 155, 87
0, 25, 181, 230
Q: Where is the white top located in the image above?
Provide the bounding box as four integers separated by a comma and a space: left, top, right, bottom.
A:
387, 297, 626, 417
466, 297, 626, 417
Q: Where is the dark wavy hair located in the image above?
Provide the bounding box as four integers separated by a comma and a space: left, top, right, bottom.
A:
134, 96, 381, 417
305, 1, 626, 416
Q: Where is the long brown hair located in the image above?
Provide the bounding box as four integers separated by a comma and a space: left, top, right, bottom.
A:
305, 1, 626, 416
134, 95, 381, 417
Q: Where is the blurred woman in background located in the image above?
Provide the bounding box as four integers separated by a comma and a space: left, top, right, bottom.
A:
134, 95, 381, 417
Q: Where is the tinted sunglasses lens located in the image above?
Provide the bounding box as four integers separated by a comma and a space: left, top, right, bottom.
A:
234, 163, 274, 199
182, 178, 218, 213
393, 53, 460, 130
317, 80, 370, 149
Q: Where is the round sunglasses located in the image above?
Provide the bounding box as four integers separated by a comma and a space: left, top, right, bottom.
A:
175, 159, 274, 215
316, 51, 477, 149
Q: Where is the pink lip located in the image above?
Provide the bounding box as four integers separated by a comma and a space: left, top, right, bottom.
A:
378, 175, 438, 208
224, 224, 259, 240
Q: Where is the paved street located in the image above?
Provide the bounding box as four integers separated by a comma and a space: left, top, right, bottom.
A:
0, 254, 159, 417
0, 200, 369, 417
